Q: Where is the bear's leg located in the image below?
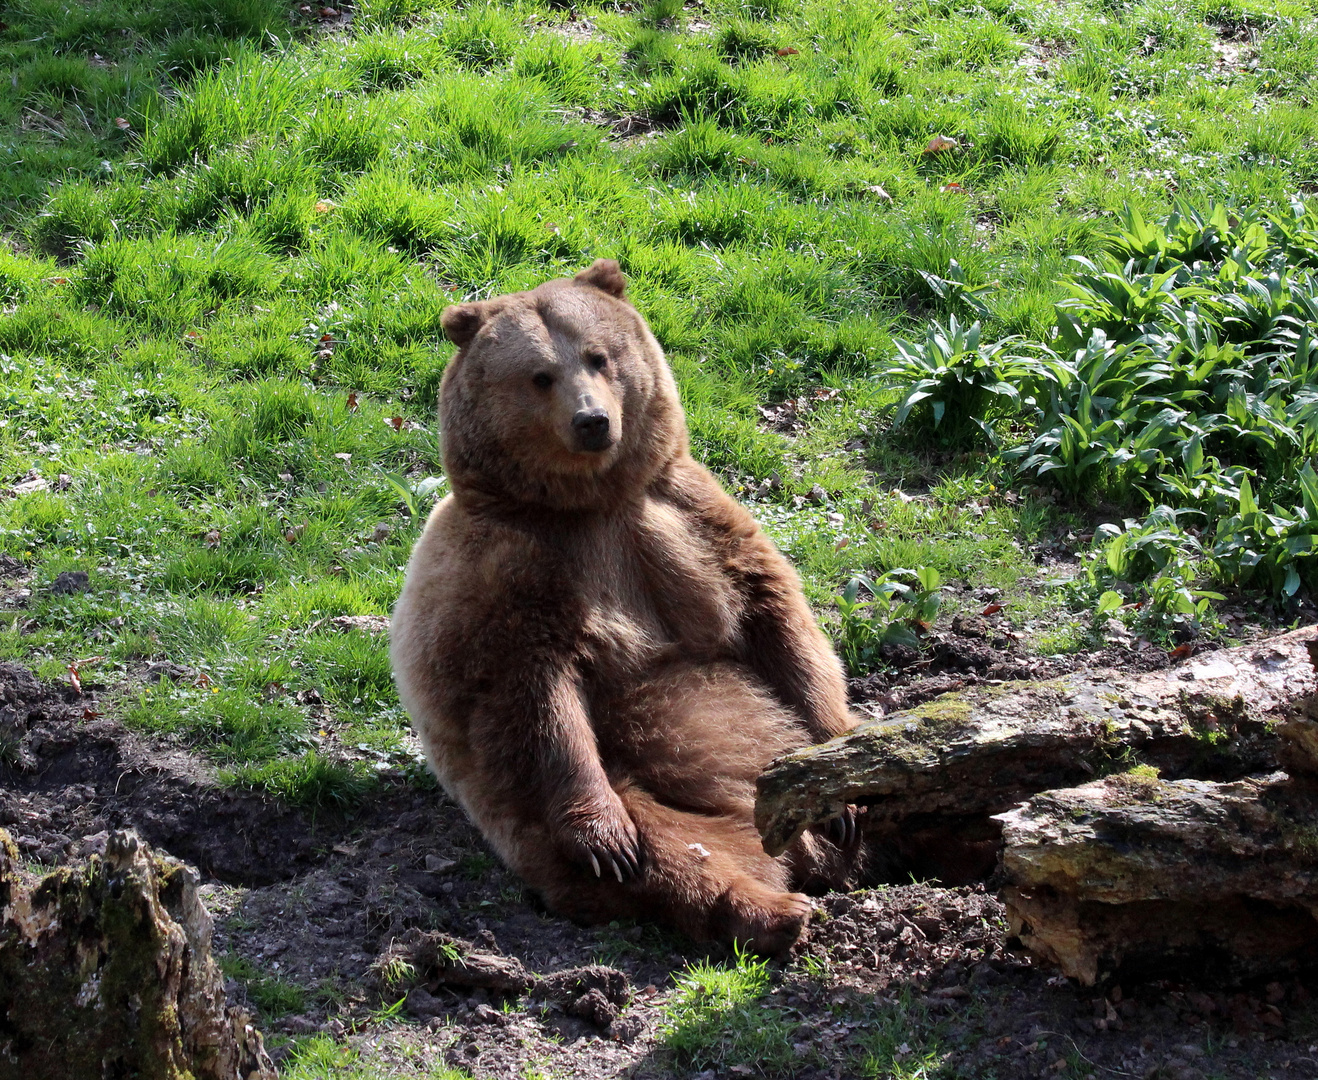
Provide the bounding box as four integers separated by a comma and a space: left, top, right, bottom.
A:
531, 782, 812, 954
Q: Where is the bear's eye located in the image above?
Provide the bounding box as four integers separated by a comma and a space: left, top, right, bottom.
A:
584, 349, 608, 372
532, 373, 553, 390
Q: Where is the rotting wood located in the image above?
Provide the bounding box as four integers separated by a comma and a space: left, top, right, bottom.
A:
997, 771, 1318, 985
756, 627, 1317, 858
754, 627, 1318, 982
0, 828, 275, 1080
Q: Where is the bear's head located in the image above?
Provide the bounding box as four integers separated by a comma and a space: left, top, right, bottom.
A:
437, 260, 688, 511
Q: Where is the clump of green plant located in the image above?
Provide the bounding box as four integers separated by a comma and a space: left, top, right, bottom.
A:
836, 567, 942, 674
660, 946, 800, 1075
1212, 465, 1318, 599
882, 316, 1064, 448
1070, 510, 1223, 642
1109, 763, 1163, 800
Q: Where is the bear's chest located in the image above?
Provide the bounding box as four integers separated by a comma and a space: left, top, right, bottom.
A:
573, 499, 742, 676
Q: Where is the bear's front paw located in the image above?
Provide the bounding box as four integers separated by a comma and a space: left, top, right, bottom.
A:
559, 800, 643, 883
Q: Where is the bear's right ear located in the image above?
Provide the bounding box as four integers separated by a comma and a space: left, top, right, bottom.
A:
441, 299, 504, 347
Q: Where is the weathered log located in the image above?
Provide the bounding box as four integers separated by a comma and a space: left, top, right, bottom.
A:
755, 628, 1317, 858
997, 771, 1318, 985
0, 828, 275, 1080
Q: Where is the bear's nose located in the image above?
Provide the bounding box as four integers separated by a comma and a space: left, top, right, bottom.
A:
572, 408, 611, 451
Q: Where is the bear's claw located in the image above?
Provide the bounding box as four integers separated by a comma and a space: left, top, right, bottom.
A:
823, 804, 861, 848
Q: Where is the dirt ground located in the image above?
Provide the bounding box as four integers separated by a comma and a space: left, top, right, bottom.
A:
4, 615, 1318, 1079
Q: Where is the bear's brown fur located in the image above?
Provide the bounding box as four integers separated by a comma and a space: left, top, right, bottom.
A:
390, 260, 860, 952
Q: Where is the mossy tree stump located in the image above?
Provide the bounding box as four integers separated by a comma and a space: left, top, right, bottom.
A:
0, 829, 275, 1080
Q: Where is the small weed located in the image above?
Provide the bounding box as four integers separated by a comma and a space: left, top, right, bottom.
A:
459, 852, 498, 879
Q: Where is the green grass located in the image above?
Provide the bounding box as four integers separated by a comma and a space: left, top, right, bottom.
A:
282, 1035, 471, 1079
219, 952, 310, 1020
0, 0, 1314, 791
659, 948, 801, 1075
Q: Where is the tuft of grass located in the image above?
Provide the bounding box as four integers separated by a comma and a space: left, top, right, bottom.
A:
660, 948, 800, 1075
219, 953, 309, 1019
281, 1034, 473, 1079
221, 752, 379, 812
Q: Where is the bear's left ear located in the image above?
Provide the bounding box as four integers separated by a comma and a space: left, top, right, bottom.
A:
441, 298, 505, 347
573, 259, 627, 299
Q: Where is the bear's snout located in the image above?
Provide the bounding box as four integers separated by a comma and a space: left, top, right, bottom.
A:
572, 408, 613, 452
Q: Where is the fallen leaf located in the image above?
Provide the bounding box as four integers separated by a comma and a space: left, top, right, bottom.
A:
204, 529, 221, 548
43, 276, 70, 286
68, 665, 82, 695
923, 134, 959, 154
388, 416, 404, 432
195, 671, 212, 687
941, 181, 964, 192
833, 538, 849, 551
334, 452, 352, 462
866, 184, 892, 201
776, 46, 799, 55
82, 707, 103, 720
346, 391, 359, 412
982, 603, 1003, 616
1169, 643, 1194, 662
314, 199, 337, 213
114, 117, 131, 130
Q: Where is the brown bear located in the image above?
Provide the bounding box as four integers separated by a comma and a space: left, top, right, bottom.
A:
390, 260, 860, 953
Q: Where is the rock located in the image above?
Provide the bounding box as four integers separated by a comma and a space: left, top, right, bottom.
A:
472, 1002, 510, 1025
0, 828, 275, 1080
425, 854, 456, 873
755, 628, 1316, 857
996, 772, 1318, 985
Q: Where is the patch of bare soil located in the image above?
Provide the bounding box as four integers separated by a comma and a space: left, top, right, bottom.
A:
4, 657, 1317, 1079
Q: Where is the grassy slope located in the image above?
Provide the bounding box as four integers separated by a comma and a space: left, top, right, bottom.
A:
0, 0, 1315, 801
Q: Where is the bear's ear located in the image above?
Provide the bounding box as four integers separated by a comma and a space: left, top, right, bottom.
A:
573, 259, 627, 299
441, 299, 503, 347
